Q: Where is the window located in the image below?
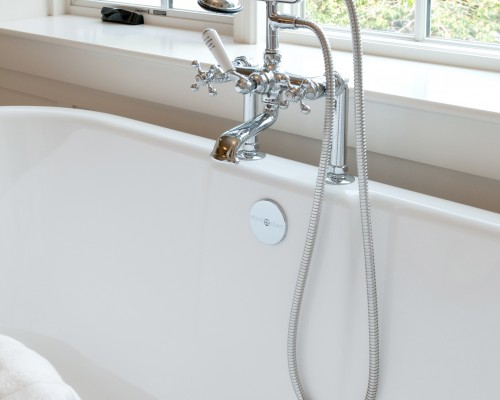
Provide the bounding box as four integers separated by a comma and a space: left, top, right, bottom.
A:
71, 0, 499, 70
281, 0, 499, 70
304, 0, 499, 44
94, 0, 203, 12
70, 0, 231, 25
71, 0, 255, 41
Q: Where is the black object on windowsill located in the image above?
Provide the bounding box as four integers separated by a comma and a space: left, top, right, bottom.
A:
101, 7, 144, 25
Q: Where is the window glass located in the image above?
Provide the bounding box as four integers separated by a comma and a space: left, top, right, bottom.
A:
305, 0, 499, 45
172, 0, 203, 11
96, 0, 203, 12
305, 0, 416, 35
109, 0, 162, 6
429, 0, 500, 44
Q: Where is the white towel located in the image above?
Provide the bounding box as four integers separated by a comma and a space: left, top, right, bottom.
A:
0, 335, 81, 400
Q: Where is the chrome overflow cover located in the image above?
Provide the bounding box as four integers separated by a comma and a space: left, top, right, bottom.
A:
250, 199, 287, 245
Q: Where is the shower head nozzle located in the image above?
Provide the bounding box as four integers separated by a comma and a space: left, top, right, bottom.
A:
197, 0, 243, 14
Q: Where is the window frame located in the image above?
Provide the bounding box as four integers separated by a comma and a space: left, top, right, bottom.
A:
70, 0, 499, 71
70, 0, 233, 24
279, 0, 499, 72
70, 0, 259, 42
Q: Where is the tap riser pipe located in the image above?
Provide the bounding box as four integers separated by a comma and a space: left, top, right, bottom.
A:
240, 92, 266, 159
266, 1, 279, 53
331, 84, 348, 168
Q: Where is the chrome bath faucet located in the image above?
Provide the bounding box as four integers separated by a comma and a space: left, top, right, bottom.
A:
191, 0, 353, 184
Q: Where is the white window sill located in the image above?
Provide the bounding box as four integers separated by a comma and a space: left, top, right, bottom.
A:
0, 15, 499, 116
0, 15, 499, 180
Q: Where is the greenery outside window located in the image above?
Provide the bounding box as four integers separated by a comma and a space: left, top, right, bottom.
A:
305, 0, 499, 44
281, 0, 499, 71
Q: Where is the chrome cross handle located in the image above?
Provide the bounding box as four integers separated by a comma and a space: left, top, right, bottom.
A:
190, 60, 229, 96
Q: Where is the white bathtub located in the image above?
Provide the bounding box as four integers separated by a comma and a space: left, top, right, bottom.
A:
1, 106, 499, 400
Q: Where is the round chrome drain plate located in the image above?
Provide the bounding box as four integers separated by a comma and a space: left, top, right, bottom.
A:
250, 199, 287, 245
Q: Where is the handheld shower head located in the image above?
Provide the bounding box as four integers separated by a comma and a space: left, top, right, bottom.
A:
197, 0, 243, 13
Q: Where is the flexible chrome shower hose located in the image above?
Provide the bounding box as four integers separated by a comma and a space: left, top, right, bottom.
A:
344, 1, 380, 398
287, 1, 380, 399
287, 17, 335, 400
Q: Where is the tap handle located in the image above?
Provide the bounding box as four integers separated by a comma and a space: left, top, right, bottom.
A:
202, 28, 234, 73
191, 60, 228, 96
283, 78, 314, 114
207, 84, 217, 96
190, 60, 202, 91
299, 101, 311, 114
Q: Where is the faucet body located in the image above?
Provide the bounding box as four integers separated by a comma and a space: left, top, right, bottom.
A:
191, 0, 353, 183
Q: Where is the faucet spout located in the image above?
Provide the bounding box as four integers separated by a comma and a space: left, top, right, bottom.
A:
211, 110, 278, 163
